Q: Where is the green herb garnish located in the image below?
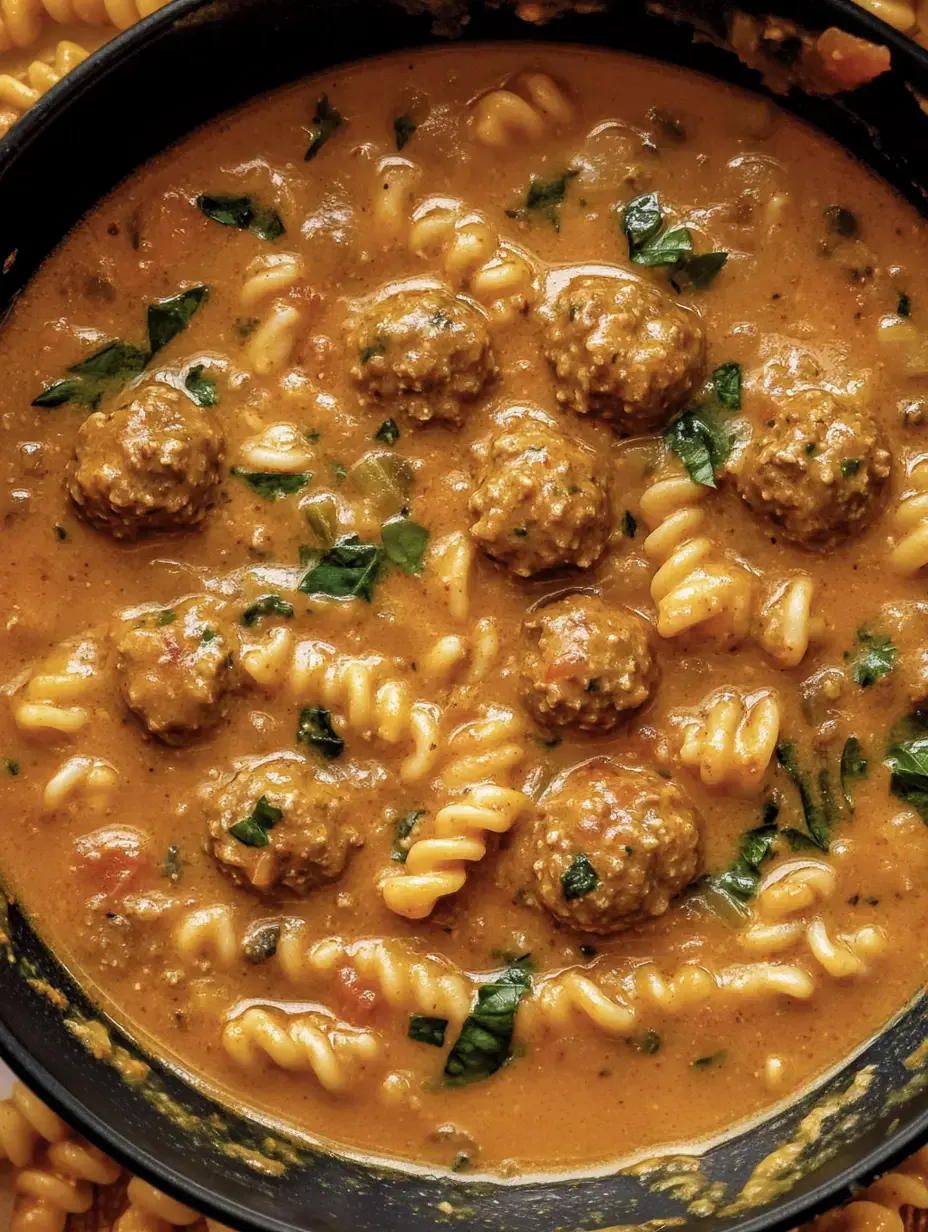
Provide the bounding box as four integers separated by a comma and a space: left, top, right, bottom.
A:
305, 94, 343, 160
296, 705, 344, 759
561, 853, 599, 901
776, 742, 830, 850
851, 627, 896, 688
196, 193, 285, 241
299, 534, 384, 602
241, 594, 294, 627
409, 1015, 447, 1047
444, 956, 532, 1086
394, 114, 416, 150
391, 808, 425, 862
381, 515, 429, 575
231, 468, 311, 500
508, 169, 577, 230
229, 795, 283, 848
184, 363, 219, 407
243, 922, 281, 964
708, 823, 778, 909
840, 736, 868, 811
374, 418, 400, 446
162, 845, 182, 884
664, 406, 733, 489
670, 251, 728, 292
712, 362, 742, 410
628, 1030, 663, 1055
622, 510, 637, 538
886, 710, 928, 822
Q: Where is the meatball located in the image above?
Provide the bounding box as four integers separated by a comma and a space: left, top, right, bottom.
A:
533, 761, 701, 934
67, 384, 224, 539
114, 596, 236, 746
541, 275, 705, 433
732, 390, 890, 547
469, 416, 611, 576
205, 753, 361, 896
348, 286, 496, 425
521, 594, 656, 731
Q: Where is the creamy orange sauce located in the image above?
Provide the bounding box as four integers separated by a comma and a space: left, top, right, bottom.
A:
2, 45, 928, 1177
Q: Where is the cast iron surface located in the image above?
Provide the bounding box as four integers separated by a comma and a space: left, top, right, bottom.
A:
3, 2, 928, 1228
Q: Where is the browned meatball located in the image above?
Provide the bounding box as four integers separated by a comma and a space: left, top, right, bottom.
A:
521, 594, 656, 731
114, 596, 236, 746
67, 384, 224, 539
732, 390, 890, 547
469, 416, 610, 577
532, 761, 701, 934
348, 286, 496, 425
204, 754, 361, 896
541, 275, 705, 433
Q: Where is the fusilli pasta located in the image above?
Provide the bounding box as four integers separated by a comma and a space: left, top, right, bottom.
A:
679, 688, 780, 794
12, 632, 107, 736
753, 574, 816, 668
42, 754, 117, 811
239, 252, 304, 376
470, 71, 574, 148
889, 457, 928, 574
428, 531, 473, 623
810, 1145, 928, 1232
174, 904, 238, 967
0, 38, 86, 132
0, 0, 169, 49
236, 422, 314, 473
221, 1006, 381, 1092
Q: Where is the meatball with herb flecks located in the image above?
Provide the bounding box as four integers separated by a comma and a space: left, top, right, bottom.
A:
469, 415, 610, 577
731, 389, 890, 547
348, 286, 496, 425
113, 596, 237, 747
532, 761, 701, 934
204, 753, 361, 897
541, 274, 705, 433
521, 594, 656, 732
67, 384, 224, 539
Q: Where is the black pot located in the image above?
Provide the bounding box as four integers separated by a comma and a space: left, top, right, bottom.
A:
3, 3, 928, 1229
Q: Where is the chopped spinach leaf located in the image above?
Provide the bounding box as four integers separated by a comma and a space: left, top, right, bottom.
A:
444, 956, 532, 1086
156, 609, 176, 627
509, 169, 577, 230
886, 710, 928, 822
394, 113, 417, 150
305, 94, 343, 160
4, 758, 19, 776
241, 594, 294, 627
229, 795, 283, 848
692, 1050, 727, 1069
374, 418, 400, 446
708, 823, 778, 909
776, 741, 830, 850
391, 808, 425, 862
333, 462, 347, 483
359, 336, 387, 364
299, 534, 384, 602
296, 706, 344, 759
634, 223, 693, 267
162, 845, 182, 884
851, 627, 896, 688
628, 1029, 663, 1055
54, 524, 68, 541
148, 286, 209, 356
200, 627, 218, 644
243, 922, 281, 964
712, 362, 742, 410
621, 192, 663, 253
824, 205, 859, 239
840, 458, 861, 478
409, 1015, 448, 1047
231, 468, 311, 500
840, 735, 868, 811
184, 363, 218, 407
32, 340, 148, 408
670, 251, 728, 292
899, 292, 912, 318
382, 515, 429, 575
196, 193, 285, 241
664, 406, 733, 489
622, 510, 637, 538
561, 853, 599, 901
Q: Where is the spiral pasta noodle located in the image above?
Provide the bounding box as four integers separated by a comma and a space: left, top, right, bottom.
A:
754, 574, 816, 668
236, 422, 314, 473
276, 927, 474, 1022
239, 627, 442, 783
428, 531, 473, 623
0, 0, 169, 50
12, 631, 107, 736
419, 618, 500, 689
0, 1083, 70, 1169
221, 1006, 381, 1092
114, 1178, 202, 1232
640, 468, 753, 645
0, 38, 86, 133
810, 1146, 928, 1232
239, 251, 304, 376
174, 903, 239, 967
679, 688, 780, 794
9, 1110, 121, 1232
408, 198, 537, 324
372, 156, 421, 242
42, 753, 117, 810
470, 71, 574, 148
889, 457, 928, 574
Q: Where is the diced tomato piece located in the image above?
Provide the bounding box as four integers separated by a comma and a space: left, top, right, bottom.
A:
333, 965, 381, 1027
72, 826, 151, 894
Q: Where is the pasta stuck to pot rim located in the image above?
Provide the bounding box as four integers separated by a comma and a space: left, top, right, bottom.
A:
1, 41, 928, 1179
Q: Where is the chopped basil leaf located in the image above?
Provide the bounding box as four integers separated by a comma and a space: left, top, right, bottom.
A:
32, 340, 148, 408
628, 1029, 663, 1055
708, 823, 778, 909
231, 468, 311, 500
394, 113, 417, 150
162, 845, 182, 884
243, 922, 281, 964
509, 169, 577, 230
670, 251, 728, 292
374, 418, 400, 446
381, 515, 429, 575
196, 193, 285, 241
899, 292, 912, 317
840, 735, 868, 811
886, 710, 928, 823
824, 205, 858, 239
229, 795, 283, 848
184, 363, 218, 407
391, 808, 425, 862
148, 286, 209, 356
299, 534, 384, 602
712, 362, 742, 410
621, 192, 662, 253
622, 510, 637, 538
664, 406, 733, 489
851, 626, 896, 688
692, 1050, 727, 1069
241, 594, 294, 627
634, 223, 693, 267
156, 609, 176, 627
776, 742, 830, 850
409, 1015, 447, 1047
4, 758, 20, 776
561, 853, 599, 901
444, 956, 532, 1086
296, 705, 344, 759
305, 94, 343, 160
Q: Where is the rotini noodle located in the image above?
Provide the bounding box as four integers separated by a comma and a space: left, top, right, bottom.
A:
419, 617, 500, 687
174, 904, 238, 967
889, 457, 928, 574
471, 71, 574, 148
12, 632, 107, 736
236, 422, 314, 472
42, 754, 117, 811
0, 0, 169, 49
0, 1083, 69, 1169
679, 688, 780, 794
428, 531, 473, 622
11, 1132, 120, 1232
372, 157, 421, 242
221, 1006, 381, 1092
0, 39, 86, 131
239, 252, 304, 376
438, 704, 526, 788
810, 1145, 928, 1232
754, 574, 815, 667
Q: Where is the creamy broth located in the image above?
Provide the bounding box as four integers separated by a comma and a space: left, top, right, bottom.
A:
2, 44, 928, 1176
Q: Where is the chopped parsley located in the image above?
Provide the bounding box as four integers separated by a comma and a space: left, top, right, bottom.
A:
708, 823, 778, 910
840, 458, 861, 478
776, 742, 831, 850
4, 758, 20, 776
391, 808, 425, 862
628, 1030, 663, 1055
561, 853, 599, 901
243, 922, 281, 964
156, 609, 176, 627
670, 251, 728, 292
692, 1050, 727, 1069
54, 524, 68, 542
305, 94, 343, 160
409, 1015, 447, 1047
850, 627, 896, 688
196, 193, 285, 241
231, 468, 311, 500
229, 795, 283, 848
444, 956, 532, 1086
296, 705, 344, 760
886, 709, 928, 822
